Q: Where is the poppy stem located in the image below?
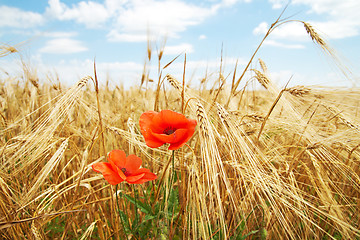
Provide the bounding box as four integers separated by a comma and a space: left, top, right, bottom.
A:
132, 184, 139, 225
170, 150, 175, 185
115, 185, 127, 239
168, 150, 177, 238
152, 151, 174, 208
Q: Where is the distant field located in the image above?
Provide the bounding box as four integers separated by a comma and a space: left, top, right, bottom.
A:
1, 22, 360, 239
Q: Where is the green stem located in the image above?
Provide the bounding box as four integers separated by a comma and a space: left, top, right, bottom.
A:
152, 152, 175, 208
116, 185, 127, 238
132, 184, 139, 225
170, 150, 175, 185
168, 150, 177, 238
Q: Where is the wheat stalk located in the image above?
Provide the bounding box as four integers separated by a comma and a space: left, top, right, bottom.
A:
24, 138, 68, 203
79, 221, 97, 240
31, 222, 43, 240
324, 105, 359, 130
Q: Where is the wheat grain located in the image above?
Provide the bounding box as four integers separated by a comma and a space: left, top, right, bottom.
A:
324, 105, 359, 130
196, 102, 208, 134
303, 22, 326, 47
24, 138, 68, 203
259, 58, 268, 73
252, 69, 270, 89
0, 44, 18, 57
166, 74, 182, 90
286, 85, 311, 96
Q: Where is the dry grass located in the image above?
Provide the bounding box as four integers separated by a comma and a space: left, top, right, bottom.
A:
0, 17, 360, 240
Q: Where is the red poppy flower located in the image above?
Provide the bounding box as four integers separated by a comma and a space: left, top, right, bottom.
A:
139, 110, 197, 150
92, 150, 157, 185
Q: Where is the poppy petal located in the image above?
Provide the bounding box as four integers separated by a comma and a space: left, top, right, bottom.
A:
168, 137, 190, 150
149, 110, 182, 132
140, 112, 165, 147
169, 126, 196, 150
142, 172, 157, 181
126, 173, 146, 184
185, 119, 197, 130
159, 110, 190, 128
125, 154, 142, 174
139, 111, 157, 124
139, 110, 197, 150
132, 172, 157, 184
139, 111, 164, 134
145, 139, 165, 148
142, 130, 165, 148
129, 168, 157, 183
150, 113, 170, 131
118, 169, 127, 181
151, 128, 188, 144
108, 150, 126, 169
92, 162, 123, 185
108, 150, 127, 178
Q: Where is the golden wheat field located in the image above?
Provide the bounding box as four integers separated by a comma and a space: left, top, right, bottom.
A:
1, 20, 360, 240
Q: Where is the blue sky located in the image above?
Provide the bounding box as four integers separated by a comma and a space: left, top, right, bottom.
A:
0, 0, 359, 88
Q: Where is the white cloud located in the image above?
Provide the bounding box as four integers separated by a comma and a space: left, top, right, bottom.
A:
199, 35, 207, 40
262, 0, 360, 40
164, 43, 194, 55
220, 0, 252, 5
107, 0, 218, 42
263, 40, 305, 49
47, 59, 144, 87
0, 6, 43, 28
153, 56, 247, 88
221, 0, 241, 7
253, 21, 308, 41
293, 0, 360, 39
163, 57, 247, 77
313, 20, 359, 39
253, 22, 269, 35
40, 38, 88, 54
270, 69, 354, 87
46, 0, 110, 28
107, 31, 150, 42
0, 55, 144, 88
192, 58, 243, 69
43, 0, 249, 42
269, 22, 308, 40
41, 31, 78, 38
268, 0, 288, 9
292, 0, 359, 17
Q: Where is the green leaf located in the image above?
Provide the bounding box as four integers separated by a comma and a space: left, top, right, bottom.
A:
238, 230, 259, 240
132, 215, 140, 230
122, 193, 152, 215
118, 210, 131, 234
167, 188, 179, 216
144, 214, 157, 221
233, 219, 246, 239
138, 219, 153, 238
154, 202, 160, 215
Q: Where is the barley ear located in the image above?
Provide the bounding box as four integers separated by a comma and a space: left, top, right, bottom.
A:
303, 22, 326, 47
252, 69, 270, 89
